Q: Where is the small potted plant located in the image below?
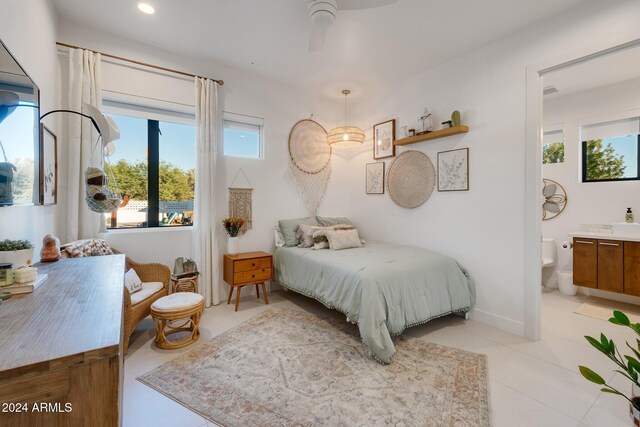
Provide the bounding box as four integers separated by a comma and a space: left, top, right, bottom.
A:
183, 258, 198, 274
0, 239, 34, 267
222, 217, 245, 255
579, 310, 640, 424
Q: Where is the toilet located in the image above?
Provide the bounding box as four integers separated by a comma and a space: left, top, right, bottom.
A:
541, 237, 557, 268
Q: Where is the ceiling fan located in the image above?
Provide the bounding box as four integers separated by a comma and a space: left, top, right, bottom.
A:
307, 0, 397, 51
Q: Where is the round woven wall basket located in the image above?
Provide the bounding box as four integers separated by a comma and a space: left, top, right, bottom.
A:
387, 150, 435, 209
288, 119, 331, 174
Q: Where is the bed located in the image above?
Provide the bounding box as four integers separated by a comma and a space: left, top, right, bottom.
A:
273, 241, 475, 364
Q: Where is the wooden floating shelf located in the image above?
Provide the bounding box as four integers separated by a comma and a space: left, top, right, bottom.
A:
394, 125, 469, 146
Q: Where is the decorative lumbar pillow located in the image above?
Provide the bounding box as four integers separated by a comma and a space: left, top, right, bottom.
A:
325, 228, 363, 250
274, 225, 285, 248
278, 217, 319, 247
124, 268, 143, 294
316, 216, 353, 227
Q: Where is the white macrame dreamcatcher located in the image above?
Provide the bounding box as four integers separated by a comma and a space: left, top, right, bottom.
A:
228, 167, 253, 235
288, 119, 331, 216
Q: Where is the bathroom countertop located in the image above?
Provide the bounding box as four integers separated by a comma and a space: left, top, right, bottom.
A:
569, 231, 640, 242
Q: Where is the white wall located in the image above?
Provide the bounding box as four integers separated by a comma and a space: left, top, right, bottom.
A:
57, 21, 340, 292
320, 0, 640, 335
0, 0, 59, 255
542, 77, 640, 299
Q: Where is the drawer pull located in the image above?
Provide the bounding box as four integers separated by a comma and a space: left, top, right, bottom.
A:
575, 240, 594, 244
599, 242, 619, 247
252, 274, 255, 278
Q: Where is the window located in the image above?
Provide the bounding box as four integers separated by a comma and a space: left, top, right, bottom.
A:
581, 117, 640, 182
542, 129, 565, 164
223, 112, 263, 159
104, 113, 195, 228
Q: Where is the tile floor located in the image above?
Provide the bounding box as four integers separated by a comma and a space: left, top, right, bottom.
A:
123, 288, 635, 426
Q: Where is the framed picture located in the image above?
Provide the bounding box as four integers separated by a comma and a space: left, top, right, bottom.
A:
39, 124, 57, 205
373, 119, 395, 159
366, 162, 385, 194
437, 148, 469, 192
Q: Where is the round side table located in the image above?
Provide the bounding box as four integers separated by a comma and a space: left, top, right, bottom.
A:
170, 273, 199, 294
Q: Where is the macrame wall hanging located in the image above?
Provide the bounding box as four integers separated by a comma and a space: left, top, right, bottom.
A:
229, 168, 253, 234
288, 118, 331, 216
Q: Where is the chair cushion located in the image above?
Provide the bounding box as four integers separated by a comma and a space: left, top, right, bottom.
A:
130, 281, 164, 305
152, 292, 204, 312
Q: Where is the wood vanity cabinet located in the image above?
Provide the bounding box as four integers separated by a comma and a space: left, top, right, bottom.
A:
597, 240, 623, 293
573, 237, 640, 295
573, 238, 598, 288
625, 242, 640, 296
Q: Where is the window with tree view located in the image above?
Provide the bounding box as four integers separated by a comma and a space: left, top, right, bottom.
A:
581, 117, 640, 183
543, 129, 564, 164
104, 113, 195, 228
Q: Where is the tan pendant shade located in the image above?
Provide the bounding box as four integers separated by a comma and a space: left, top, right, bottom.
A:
327, 126, 365, 146
328, 89, 364, 147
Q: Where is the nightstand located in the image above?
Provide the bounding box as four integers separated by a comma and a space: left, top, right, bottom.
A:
223, 251, 272, 311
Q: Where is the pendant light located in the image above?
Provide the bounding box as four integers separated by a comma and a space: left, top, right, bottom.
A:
327, 89, 364, 147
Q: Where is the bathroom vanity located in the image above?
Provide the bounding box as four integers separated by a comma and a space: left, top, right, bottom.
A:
570, 228, 640, 296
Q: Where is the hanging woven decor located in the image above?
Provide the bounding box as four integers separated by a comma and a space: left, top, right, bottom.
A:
387, 150, 435, 209
288, 119, 331, 216
229, 168, 253, 234
542, 178, 567, 221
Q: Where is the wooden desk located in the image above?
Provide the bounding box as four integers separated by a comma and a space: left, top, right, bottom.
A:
223, 251, 272, 311
0, 255, 125, 427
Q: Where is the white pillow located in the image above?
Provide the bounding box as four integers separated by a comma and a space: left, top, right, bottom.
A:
124, 268, 143, 294
274, 225, 285, 248
325, 229, 363, 251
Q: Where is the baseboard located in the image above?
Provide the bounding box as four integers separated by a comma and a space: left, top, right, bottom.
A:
470, 307, 525, 337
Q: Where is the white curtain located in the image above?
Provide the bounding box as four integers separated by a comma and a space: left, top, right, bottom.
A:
66, 48, 102, 242
194, 78, 221, 307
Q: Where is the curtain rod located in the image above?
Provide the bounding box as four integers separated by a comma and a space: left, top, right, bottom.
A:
56, 42, 224, 86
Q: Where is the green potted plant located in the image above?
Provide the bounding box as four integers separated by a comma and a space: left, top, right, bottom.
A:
0, 239, 34, 268
579, 310, 640, 424
183, 258, 198, 274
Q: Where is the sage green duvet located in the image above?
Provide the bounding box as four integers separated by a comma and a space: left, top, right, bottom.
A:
274, 242, 475, 364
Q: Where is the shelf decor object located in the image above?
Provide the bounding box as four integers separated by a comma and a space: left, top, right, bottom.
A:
542, 178, 567, 221
288, 118, 331, 215
438, 148, 469, 192
327, 90, 365, 147
366, 162, 385, 194
373, 119, 395, 159
387, 150, 435, 209
394, 125, 469, 146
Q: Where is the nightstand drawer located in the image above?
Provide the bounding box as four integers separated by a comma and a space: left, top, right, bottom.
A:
234, 268, 272, 285
235, 257, 271, 272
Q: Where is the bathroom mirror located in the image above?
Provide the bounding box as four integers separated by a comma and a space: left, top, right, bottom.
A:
0, 38, 40, 206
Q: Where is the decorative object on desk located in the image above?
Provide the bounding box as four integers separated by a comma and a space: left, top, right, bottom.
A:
40, 234, 61, 262
222, 217, 245, 255
441, 120, 453, 129
408, 128, 416, 137
39, 124, 57, 205
366, 162, 385, 194
173, 257, 184, 275
387, 150, 435, 209
0, 239, 34, 267
373, 119, 395, 160
451, 110, 461, 127
419, 108, 433, 133
438, 148, 469, 192
14, 266, 37, 284
578, 310, 640, 425
0, 263, 14, 287
542, 178, 567, 221
288, 118, 331, 216
183, 258, 198, 274
4, 272, 47, 294
228, 168, 253, 235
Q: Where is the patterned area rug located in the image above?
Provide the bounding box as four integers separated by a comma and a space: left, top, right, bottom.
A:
138, 306, 491, 426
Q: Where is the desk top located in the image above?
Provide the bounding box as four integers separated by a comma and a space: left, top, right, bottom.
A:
0, 255, 125, 380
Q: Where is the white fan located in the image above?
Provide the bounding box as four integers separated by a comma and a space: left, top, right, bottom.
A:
308, 0, 397, 51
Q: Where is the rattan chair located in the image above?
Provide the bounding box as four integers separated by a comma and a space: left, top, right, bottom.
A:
61, 241, 170, 354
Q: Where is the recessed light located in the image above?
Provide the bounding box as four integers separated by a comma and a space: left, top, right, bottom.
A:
138, 3, 155, 14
